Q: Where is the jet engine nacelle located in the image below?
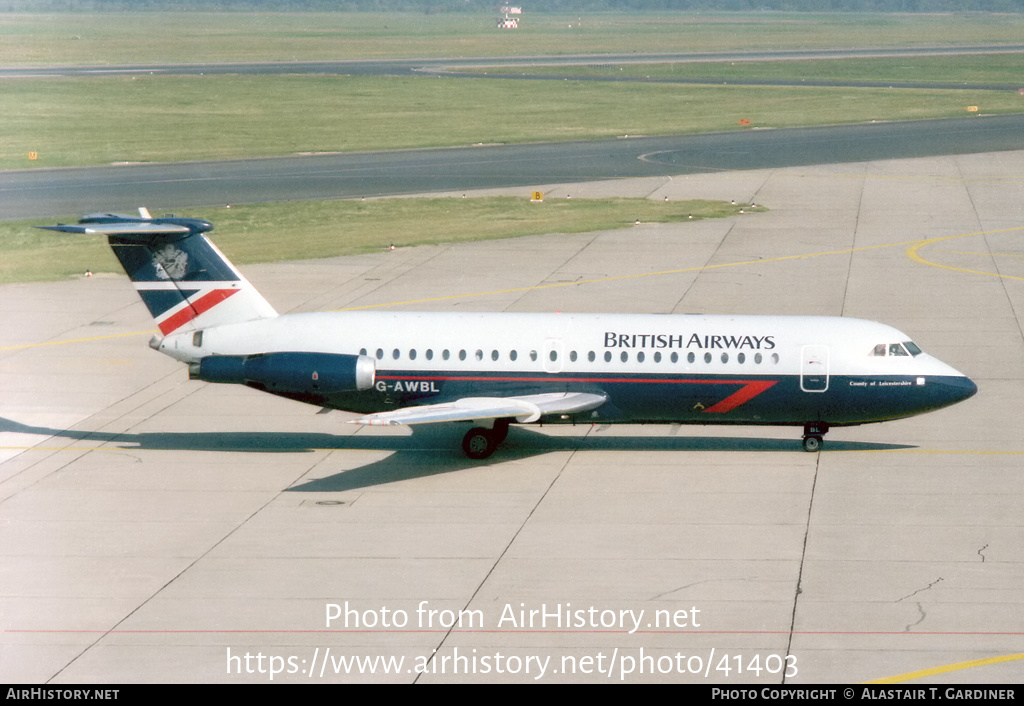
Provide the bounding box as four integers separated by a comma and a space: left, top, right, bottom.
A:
192, 352, 375, 394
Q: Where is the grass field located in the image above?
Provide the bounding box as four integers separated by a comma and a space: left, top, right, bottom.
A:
3, 13, 1023, 169
1, 197, 755, 284
2, 11, 1019, 282
482, 53, 1024, 87
4, 12, 1024, 169
6, 73, 1021, 169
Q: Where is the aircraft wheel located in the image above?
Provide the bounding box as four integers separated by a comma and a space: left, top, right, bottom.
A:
462, 427, 497, 460
802, 435, 823, 453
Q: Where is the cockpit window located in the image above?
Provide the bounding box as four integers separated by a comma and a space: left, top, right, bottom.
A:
871, 342, 922, 357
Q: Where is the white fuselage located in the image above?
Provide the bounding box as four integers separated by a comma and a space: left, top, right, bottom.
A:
158, 311, 974, 430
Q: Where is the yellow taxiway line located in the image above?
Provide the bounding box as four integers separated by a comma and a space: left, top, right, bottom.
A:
868, 652, 1024, 684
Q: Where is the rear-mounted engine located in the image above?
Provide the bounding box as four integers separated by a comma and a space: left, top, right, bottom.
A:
190, 352, 375, 394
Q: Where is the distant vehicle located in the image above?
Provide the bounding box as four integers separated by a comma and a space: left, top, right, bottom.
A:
42, 211, 977, 459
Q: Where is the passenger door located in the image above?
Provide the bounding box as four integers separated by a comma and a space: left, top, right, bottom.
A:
801, 345, 829, 392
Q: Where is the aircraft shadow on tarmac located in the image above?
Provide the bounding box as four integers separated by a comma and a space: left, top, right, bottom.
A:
2, 417, 914, 491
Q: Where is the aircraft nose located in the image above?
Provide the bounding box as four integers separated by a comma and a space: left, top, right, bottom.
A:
924, 355, 977, 405
952, 375, 978, 402
931, 373, 978, 407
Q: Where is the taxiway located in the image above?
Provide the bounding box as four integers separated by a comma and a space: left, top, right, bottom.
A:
1, 150, 1023, 683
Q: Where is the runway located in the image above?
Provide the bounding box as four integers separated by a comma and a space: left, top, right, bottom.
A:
2, 147, 1023, 683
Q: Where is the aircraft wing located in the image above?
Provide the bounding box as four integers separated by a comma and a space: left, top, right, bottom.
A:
349, 391, 607, 427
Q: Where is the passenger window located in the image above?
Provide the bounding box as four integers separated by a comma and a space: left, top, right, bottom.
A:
475, 349, 483, 361
771, 353, 780, 364
549, 350, 558, 362
459, 350, 467, 361
359, 347, 367, 356
604, 351, 612, 363
409, 349, 417, 360
721, 353, 729, 364
637, 351, 645, 363
442, 349, 450, 361
492, 350, 499, 361
376, 348, 384, 360
670, 352, 678, 363
620, 351, 628, 363
704, 352, 712, 364
393, 348, 400, 360
738, 352, 746, 364
653, 352, 662, 363
588, 351, 596, 362
570, 351, 578, 362
426, 349, 433, 360
687, 352, 695, 364
510, 350, 518, 361
755, 353, 763, 364
530, 350, 538, 362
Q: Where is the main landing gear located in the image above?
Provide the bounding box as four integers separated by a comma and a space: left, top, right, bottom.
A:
802, 422, 829, 452
461, 419, 511, 460
462, 420, 831, 457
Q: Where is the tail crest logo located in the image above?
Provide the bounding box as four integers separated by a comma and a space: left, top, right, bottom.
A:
36, 208, 278, 336
153, 244, 188, 280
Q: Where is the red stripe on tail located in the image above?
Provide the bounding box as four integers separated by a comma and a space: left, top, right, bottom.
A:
157, 288, 239, 335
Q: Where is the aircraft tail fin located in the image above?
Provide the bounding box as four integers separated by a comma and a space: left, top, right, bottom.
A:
40, 210, 277, 335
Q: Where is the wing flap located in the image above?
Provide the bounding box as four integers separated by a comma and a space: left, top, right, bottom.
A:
349, 391, 607, 427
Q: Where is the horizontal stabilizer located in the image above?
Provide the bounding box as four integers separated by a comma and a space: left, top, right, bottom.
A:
38, 222, 192, 240
350, 391, 607, 427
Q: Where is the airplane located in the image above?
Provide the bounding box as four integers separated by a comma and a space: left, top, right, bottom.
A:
40, 210, 978, 459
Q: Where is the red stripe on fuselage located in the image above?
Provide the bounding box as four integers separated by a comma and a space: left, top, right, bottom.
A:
701, 379, 779, 413
157, 288, 238, 334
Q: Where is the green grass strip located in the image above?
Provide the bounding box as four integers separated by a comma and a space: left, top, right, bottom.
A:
2, 196, 757, 284
5, 74, 1022, 169
479, 53, 1024, 87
